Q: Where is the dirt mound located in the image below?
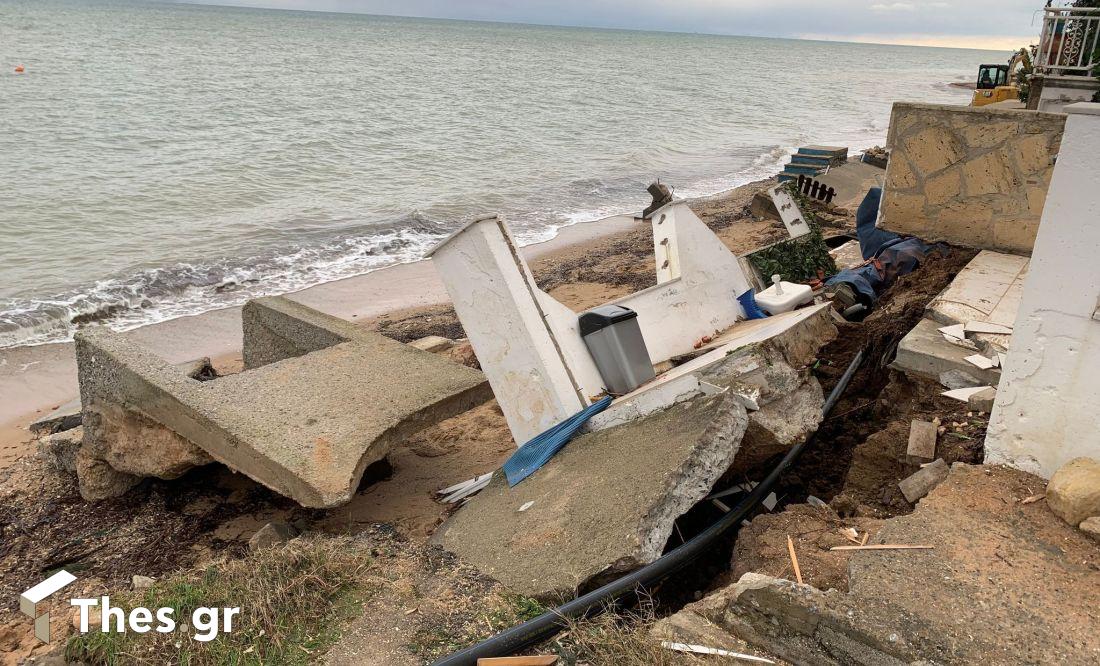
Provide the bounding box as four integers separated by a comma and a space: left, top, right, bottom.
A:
732, 503, 883, 592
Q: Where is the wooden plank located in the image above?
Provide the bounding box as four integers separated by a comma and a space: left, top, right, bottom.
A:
906, 420, 938, 464
787, 535, 803, 585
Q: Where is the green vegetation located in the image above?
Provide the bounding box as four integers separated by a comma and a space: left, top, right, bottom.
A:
406, 593, 547, 661
747, 183, 837, 283
66, 537, 369, 666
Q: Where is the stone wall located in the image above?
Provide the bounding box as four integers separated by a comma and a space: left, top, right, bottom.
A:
880, 102, 1065, 255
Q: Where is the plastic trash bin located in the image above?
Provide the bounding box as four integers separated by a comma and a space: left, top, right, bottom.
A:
578, 305, 655, 395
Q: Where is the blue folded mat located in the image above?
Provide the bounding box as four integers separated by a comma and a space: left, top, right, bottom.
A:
503, 395, 613, 486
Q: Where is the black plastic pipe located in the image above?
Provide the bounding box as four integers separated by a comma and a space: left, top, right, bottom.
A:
432, 350, 865, 666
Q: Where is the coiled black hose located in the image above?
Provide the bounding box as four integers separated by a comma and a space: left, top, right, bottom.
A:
432, 350, 865, 666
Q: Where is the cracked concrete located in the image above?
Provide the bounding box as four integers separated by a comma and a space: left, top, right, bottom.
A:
74, 297, 492, 507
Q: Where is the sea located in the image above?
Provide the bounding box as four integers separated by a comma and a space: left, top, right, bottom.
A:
0, 0, 993, 348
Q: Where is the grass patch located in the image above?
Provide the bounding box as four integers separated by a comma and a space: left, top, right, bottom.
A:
554, 604, 727, 665
406, 593, 547, 661
65, 536, 369, 665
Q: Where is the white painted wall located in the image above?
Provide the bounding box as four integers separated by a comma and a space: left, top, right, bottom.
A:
985, 103, 1100, 477
427, 217, 590, 446
613, 201, 752, 364
428, 199, 753, 446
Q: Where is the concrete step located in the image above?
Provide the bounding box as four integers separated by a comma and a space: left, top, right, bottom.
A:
799, 145, 848, 159
790, 154, 832, 167
781, 164, 826, 176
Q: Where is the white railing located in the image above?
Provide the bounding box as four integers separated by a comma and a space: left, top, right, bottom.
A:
1035, 5, 1100, 78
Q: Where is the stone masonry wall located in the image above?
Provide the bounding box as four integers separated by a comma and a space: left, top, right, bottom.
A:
880, 102, 1065, 255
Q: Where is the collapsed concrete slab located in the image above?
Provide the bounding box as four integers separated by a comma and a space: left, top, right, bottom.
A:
664, 464, 1100, 664
891, 249, 1027, 386
75, 296, 491, 507
436, 320, 832, 600
436, 391, 750, 600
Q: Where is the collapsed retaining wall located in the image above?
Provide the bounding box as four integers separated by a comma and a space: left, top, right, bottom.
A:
879, 102, 1064, 255
74, 297, 491, 506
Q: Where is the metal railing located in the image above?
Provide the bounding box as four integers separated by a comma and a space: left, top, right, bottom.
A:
1035, 5, 1100, 78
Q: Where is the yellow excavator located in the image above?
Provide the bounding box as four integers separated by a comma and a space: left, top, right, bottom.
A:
972, 48, 1032, 107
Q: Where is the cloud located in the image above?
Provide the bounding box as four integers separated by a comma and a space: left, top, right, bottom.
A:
175, 0, 1044, 49
870, 3, 916, 11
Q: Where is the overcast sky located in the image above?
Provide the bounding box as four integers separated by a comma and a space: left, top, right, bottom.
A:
181, 0, 1049, 50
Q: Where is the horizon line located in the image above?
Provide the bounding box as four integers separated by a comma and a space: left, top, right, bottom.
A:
168, 1, 1022, 53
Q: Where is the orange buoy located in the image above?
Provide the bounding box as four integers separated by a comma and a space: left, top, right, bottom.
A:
14, 64, 24, 73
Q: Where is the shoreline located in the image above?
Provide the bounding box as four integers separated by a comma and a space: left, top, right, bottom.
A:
0, 206, 652, 465
0, 162, 886, 468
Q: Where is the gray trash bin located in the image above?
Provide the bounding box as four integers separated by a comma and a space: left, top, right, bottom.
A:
579, 305, 655, 395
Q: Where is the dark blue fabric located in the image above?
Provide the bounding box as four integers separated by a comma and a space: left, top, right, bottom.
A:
826, 187, 947, 306
853, 187, 903, 259
503, 395, 612, 486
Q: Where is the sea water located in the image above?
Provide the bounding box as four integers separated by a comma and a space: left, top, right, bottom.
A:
0, 0, 991, 347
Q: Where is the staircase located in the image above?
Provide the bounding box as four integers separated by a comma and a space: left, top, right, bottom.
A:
777, 145, 848, 183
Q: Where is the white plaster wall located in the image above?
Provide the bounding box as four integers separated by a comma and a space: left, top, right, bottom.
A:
985, 103, 1100, 477
428, 217, 587, 445
613, 201, 752, 363
1037, 83, 1097, 115
429, 200, 754, 445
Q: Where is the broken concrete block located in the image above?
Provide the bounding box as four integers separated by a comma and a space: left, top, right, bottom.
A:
37, 426, 83, 473
248, 522, 298, 551
29, 397, 82, 436
967, 387, 997, 413
1046, 457, 1100, 527
409, 335, 455, 353
81, 402, 214, 483
132, 575, 155, 590
898, 459, 950, 504
74, 297, 491, 507
1079, 517, 1100, 542
893, 319, 998, 384
75, 446, 142, 502
437, 392, 750, 599
939, 369, 982, 390
906, 420, 937, 464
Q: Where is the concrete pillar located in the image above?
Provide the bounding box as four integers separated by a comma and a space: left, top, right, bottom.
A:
985, 102, 1100, 477
427, 216, 589, 446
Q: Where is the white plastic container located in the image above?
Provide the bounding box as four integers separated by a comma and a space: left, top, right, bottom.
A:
755, 274, 813, 315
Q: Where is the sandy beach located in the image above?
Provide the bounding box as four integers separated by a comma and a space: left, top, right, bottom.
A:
0, 177, 797, 469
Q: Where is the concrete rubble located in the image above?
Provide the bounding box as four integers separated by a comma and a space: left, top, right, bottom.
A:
73, 296, 491, 506
1046, 457, 1100, 528
659, 465, 1100, 665
436, 307, 836, 599
897, 458, 949, 504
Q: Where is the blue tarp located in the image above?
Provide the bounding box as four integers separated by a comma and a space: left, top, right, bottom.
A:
825, 187, 947, 306
503, 395, 613, 486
